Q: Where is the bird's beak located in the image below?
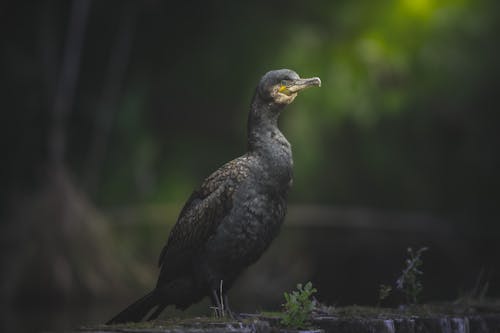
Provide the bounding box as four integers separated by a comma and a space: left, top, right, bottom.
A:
287, 77, 322, 93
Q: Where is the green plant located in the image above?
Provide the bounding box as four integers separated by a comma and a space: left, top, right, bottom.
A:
377, 284, 392, 306
396, 247, 428, 304
281, 281, 317, 328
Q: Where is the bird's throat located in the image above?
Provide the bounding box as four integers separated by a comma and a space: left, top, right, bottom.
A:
247, 97, 284, 152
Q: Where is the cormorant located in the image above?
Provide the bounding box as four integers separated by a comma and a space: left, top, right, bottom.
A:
107, 69, 321, 324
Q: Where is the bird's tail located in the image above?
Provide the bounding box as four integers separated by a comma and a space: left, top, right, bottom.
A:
107, 291, 160, 324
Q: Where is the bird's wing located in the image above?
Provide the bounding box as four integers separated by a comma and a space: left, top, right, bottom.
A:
157, 156, 251, 281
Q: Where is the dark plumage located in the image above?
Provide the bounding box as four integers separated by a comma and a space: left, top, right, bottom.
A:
107, 69, 321, 324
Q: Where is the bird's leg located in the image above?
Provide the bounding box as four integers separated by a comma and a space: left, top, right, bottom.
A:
219, 280, 225, 317
210, 280, 239, 319
211, 280, 232, 318
211, 289, 223, 318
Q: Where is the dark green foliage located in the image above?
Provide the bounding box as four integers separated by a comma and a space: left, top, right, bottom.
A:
378, 284, 392, 306
1, 0, 500, 317
2, 0, 500, 220
281, 282, 317, 328
396, 247, 428, 304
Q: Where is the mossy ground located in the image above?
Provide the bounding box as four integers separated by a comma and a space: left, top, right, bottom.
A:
82, 301, 500, 332
320, 300, 500, 320
84, 315, 258, 331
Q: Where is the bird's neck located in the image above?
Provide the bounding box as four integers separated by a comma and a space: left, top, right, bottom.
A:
247, 96, 286, 150
247, 95, 293, 189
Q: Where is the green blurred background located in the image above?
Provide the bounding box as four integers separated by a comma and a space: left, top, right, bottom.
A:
1, 0, 499, 332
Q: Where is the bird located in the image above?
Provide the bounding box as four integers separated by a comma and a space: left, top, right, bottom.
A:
107, 69, 321, 324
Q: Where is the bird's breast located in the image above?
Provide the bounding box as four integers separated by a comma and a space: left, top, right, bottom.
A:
200, 155, 290, 282
254, 130, 292, 187
216, 186, 287, 262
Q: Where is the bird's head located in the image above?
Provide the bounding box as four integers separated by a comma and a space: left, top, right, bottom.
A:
257, 69, 321, 106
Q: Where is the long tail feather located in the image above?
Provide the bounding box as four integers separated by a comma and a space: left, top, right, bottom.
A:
107, 291, 160, 324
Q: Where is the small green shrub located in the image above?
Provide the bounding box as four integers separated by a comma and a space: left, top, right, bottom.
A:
378, 284, 392, 306
281, 281, 317, 328
396, 247, 428, 304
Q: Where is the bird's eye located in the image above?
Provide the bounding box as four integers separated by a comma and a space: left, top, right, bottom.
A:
280, 80, 289, 86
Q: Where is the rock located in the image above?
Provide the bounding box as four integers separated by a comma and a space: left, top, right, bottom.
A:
75, 304, 500, 333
